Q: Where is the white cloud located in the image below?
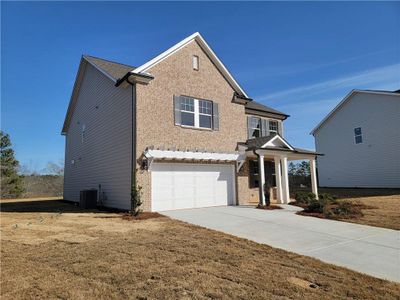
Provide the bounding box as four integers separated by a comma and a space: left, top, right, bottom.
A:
257, 63, 400, 102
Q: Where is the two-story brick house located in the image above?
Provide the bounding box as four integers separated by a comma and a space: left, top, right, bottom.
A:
62, 32, 319, 211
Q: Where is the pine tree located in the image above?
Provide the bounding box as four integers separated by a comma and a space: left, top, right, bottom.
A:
1, 131, 24, 198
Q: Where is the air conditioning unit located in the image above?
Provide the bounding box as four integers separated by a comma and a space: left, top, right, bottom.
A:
79, 189, 98, 209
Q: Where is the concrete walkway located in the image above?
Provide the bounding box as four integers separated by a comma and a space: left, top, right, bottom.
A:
162, 205, 400, 282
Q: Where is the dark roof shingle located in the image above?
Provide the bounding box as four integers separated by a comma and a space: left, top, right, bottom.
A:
84, 55, 135, 80
245, 101, 289, 117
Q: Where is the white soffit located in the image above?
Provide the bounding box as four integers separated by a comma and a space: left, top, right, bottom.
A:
262, 135, 294, 150
132, 32, 249, 98
144, 149, 239, 161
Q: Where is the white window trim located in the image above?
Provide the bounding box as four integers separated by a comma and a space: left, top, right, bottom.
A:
180, 98, 212, 129
251, 117, 261, 137
248, 117, 283, 138
269, 120, 278, 134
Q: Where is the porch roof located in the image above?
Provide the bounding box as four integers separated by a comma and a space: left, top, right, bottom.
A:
243, 134, 323, 158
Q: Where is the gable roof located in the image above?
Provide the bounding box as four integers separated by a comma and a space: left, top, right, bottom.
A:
127, 32, 249, 98
245, 100, 289, 118
84, 55, 136, 81
246, 134, 320, 155
246, 133, 294, 150
310, 89, 400, 135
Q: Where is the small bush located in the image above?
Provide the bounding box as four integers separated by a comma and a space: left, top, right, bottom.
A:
306, 199, 324, 213
328, 201, 363, 219
297, 192, 365, 220
294, 192, 316, 205
319, 193, 338, 204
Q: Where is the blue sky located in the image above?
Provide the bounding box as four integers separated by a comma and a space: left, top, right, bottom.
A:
2, 2, 399, 173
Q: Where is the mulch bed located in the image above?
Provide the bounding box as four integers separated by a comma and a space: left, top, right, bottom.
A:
121, 212, 163, 221
294, 201, 376, 220
256, 204, 283, 210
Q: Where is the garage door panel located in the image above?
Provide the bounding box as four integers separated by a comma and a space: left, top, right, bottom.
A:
151, 163, 235, 211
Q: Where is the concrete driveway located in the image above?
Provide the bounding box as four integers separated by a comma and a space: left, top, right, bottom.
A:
162, 205, 400, 282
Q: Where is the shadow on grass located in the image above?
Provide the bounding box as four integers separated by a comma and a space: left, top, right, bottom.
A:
0, 199, 121, 214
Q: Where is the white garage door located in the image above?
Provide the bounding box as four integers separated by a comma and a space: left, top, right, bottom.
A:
151, 163, 235, 211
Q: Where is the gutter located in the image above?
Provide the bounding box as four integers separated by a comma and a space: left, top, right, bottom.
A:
115, 71, 154, 87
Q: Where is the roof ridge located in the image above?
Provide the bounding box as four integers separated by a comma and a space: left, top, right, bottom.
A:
83, 55, 136, 69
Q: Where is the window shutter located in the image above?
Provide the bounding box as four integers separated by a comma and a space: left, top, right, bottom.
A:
173, 95, 181, 125
261, 119, 269, 137
212, 102, 219, 131
247, 116, 252, 138
278, 121, 283, 136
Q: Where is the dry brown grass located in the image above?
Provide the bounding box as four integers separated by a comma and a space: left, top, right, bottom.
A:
1, 198, 399, 299
337, 195, 400, 230
291, 188, 400, 230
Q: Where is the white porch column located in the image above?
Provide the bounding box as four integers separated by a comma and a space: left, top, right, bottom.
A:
281, 156, 290, 204
258, 154, 266, 206
273, 156, 283, 204
310, 158, 319, 200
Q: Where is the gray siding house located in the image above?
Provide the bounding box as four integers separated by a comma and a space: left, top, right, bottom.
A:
311, 89, 400, 188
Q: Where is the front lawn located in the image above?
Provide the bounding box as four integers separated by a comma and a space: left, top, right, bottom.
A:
1, 198, 399, 299
291, 188, 400, 230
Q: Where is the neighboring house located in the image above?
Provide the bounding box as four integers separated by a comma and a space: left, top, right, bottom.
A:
311, 89, 400, 188
62, 32, 319, 211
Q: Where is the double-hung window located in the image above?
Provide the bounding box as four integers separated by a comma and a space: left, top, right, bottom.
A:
249, 117, 261, 138
354, 127, 363, 144
269, 120, 278, 134
198, 99, 212, 129
180, 97, 195, 127
248, 116, 280, 138
176, 96, 215, 130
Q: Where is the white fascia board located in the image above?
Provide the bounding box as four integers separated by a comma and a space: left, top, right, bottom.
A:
144, 149, 239, 161
262, 135, 294, 150
132, 32, 199, 74
132, 32, 249, 98
310, 89, 400, 135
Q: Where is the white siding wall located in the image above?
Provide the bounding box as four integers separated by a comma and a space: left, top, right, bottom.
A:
63, 63, 132, 209
315, 93, 400, 188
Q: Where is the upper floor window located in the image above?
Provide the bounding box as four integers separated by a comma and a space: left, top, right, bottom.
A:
192, 55, 199, 70
249, 117, 261, 138
175, 96, 218, 130
180, 97, 195, 127
269, 120, 278, 134
199, 99, 212, 128
354, 127, 363, 144
247, 116, 280, 138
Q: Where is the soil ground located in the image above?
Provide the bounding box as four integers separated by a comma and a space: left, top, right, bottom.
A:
1, 198, 399, 299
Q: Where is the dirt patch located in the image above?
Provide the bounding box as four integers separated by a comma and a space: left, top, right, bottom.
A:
1, 198, 399, 299
288, 277, 320, 290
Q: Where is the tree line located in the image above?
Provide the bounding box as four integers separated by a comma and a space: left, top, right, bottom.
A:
1, 131, 64, 199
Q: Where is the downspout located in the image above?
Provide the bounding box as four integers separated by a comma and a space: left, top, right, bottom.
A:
127, 79, 136, 213
252, 149, 263, 206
